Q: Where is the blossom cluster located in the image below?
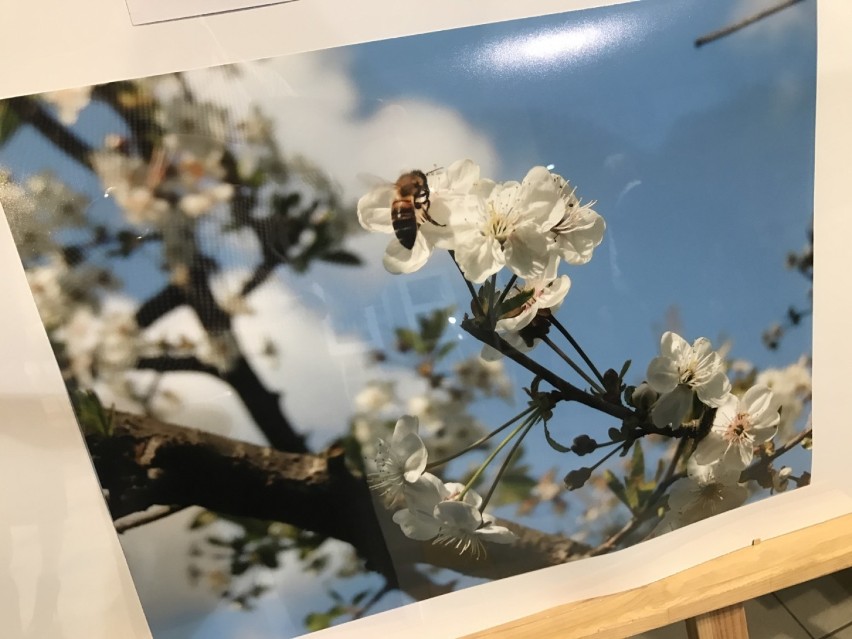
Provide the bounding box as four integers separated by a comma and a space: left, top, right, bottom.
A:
644, 331, 784, 530
358, 160, 604, 283
370, 416, 516, 558
357, 160, 604, 355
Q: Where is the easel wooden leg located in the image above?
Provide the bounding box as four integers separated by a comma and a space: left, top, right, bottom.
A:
684, 602, 749, 639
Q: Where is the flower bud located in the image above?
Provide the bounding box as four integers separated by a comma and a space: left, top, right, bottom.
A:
564, 466, 592, 490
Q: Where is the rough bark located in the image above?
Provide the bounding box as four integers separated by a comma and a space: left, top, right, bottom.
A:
87, 411, 590, 587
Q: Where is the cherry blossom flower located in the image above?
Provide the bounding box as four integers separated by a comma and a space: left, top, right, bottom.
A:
26, 259, 71, 330
452, 166, 563, 283
370, 415, 428, 505
478, 274, 571, 362
549, 176, 606, 265
654, 457, 747, 534
692, 385, 780, 469
432, 499, 516, 558
392, 473, 515, 556
92, 150, 170, 226
756, 356, 811, 440
354, 380, 396, 414
357, 160, 478, 274
392, 473, 448, 540
646, 332, 731, 428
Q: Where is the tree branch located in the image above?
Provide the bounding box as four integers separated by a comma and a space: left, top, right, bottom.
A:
87, 411, 590, 586
695, 0, 807, 47
6, 96, 94, 170
461, 318, 634, 422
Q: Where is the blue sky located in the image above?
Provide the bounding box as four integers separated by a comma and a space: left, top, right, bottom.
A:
0, 0, 817, 636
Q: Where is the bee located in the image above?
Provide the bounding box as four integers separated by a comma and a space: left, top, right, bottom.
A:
391, 169, 445, 250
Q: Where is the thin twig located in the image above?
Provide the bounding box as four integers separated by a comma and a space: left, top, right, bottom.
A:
480, 418, 537, 512
461, 318, 634, 422
426, 405, 537, 470
695, 0, 807, 47
542, 335, 604, 394
353, 580, 395, 620
548, 316, 606, 385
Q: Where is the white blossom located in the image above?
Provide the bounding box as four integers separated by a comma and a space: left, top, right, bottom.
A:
452, 166, 563, 283
370, 415, 428, 505
56, 307, 139, 385
26, 259, 71, 330
549, 176, 605, 265
756, 356, 811, 440
93, 151, 170, 226
692, 385, 780, 470
97, 311, 140, 375
354, 380, 396, 414
654, 457, 746, 534
392, 472, 515, 556
646, 332, 731, 428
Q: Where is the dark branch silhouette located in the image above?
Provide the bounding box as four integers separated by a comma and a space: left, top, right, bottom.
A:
695, 0, 807, 47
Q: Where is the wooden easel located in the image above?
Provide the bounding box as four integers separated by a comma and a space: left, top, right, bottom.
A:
465, 512, 852, 639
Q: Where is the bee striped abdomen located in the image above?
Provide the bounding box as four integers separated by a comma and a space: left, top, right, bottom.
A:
391, 169, 432, 251
391, 199, 418, 250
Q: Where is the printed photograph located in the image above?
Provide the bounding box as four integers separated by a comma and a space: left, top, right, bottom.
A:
0, 0, 815, 636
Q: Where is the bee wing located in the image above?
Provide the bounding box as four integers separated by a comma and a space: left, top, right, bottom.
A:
356, 174, 396, 233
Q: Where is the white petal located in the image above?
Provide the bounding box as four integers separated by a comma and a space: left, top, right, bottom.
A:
435, 500, 481, 532
504, 226, 552, 279
696, 371, 732, 407
356, 185, 395, 233
692, 433, 730, 466
383, 233, 430, 274
402, 473, 444, 511
742, 385, 780, 419
392, 415, 419, 441
476, 522, 516, 544
651, 385, 693, 428
660, 332, 689, 360
455, 234, 504, 283
646, 357, 680, 394
393, 508, 441, 540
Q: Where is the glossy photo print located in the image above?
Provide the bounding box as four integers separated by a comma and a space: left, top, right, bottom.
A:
0, 0, 815, 636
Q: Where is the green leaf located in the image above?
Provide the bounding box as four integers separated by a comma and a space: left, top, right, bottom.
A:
434, 341, 456, 361
304, 606, 347, 632
618, 359, 632, 380
72, 389, 114, 436
604, 470, 629, 508
394, 327, 423, 353
543, 421, 572, 453
491, 469, 537, 506
419, 308, 449, 344
629, 441, 645, 482
495, 288, 534, 318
